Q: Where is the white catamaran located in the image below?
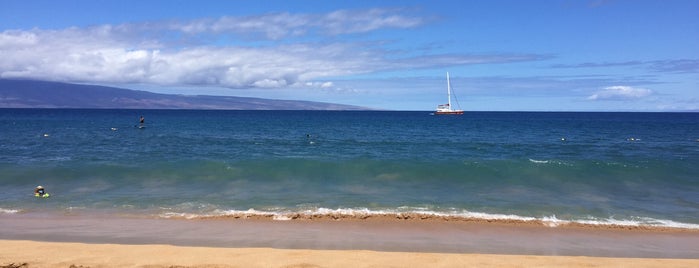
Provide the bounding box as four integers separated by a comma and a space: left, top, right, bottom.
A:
434, 72, 464, 115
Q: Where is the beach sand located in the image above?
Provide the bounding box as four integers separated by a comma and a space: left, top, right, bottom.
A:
2, 239, 699, 268
2, 213, 699, 267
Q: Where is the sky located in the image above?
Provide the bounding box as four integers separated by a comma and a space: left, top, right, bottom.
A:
1, 0, 697, 111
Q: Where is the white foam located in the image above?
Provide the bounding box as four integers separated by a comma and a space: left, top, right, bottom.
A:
308, 207, 377, 216
542, 215, 565, 227
536, 215, 699, 229
66, 206, 87, 212
575, 217, 699, 229
272, 215, 292, 221
647, 219, 699, 229
155, 207, 699, 230
299, 207, 541, 223
528, 158, 573, 166
0, 208, 20, 214
159, 212, 199, 219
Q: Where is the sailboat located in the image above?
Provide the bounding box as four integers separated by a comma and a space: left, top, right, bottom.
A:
434, 72, 464, 115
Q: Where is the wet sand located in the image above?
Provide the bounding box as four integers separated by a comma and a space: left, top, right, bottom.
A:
2, 213, 699, 260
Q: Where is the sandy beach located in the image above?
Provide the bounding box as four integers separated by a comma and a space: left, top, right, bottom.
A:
2, 213, 699, 267
1, 239, 698, 268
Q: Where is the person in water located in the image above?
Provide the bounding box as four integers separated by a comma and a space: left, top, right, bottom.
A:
34, 185, 49, 197
139, 115, 145, 124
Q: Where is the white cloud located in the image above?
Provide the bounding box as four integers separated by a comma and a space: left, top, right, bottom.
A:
0, 9, 546, 90
587, 86, 652, 100
305, 81, 334, 88
0, 28, 373, 88
321, 8, 424, 35
171, 8, 424, 39
0, 30, 38, 47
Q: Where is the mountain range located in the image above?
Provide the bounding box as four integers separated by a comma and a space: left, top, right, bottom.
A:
0, 79, 367, 110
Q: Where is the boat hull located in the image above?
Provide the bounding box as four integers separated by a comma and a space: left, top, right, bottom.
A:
434, 110, 464, 115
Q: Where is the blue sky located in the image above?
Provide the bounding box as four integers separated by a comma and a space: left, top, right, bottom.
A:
1, 0, 697, 111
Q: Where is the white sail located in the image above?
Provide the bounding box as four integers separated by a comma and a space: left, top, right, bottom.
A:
435, 72, 463, 115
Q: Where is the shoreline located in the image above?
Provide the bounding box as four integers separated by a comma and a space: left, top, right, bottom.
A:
2, 240, 699, 268
10, 206, 699, 232
177, 212, 699, 233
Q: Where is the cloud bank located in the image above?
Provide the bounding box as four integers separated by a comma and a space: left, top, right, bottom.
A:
0, 8, 545, 90
171, 8, 425, 38
552, 59, 699, 73
587, 86, 652, 101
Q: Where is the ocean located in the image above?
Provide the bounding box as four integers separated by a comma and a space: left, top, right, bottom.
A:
1, 109, 698, 229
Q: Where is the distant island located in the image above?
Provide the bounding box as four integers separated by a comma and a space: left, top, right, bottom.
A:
0, 79, 368, 110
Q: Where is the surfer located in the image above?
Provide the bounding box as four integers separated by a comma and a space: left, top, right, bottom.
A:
34, 185, 49, 198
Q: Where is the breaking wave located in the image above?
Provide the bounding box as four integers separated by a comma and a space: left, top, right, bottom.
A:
157, 207, 699, 230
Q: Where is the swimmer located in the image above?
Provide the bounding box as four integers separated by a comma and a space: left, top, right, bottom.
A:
34, 185, 50, 198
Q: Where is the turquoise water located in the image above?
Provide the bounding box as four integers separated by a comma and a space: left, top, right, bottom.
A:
1, 109, 698, 228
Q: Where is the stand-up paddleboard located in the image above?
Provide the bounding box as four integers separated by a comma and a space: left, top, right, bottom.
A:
137, 116, 146, 129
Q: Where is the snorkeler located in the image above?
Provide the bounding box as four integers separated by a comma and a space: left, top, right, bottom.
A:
34, 185, 50, 198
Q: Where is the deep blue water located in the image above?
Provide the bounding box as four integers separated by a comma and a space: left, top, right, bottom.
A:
1, 109, 698, 227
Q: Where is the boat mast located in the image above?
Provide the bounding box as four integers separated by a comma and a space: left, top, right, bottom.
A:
446, 72, 452, 109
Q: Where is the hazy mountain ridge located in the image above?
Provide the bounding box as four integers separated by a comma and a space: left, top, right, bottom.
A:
0, 79, 367, 110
